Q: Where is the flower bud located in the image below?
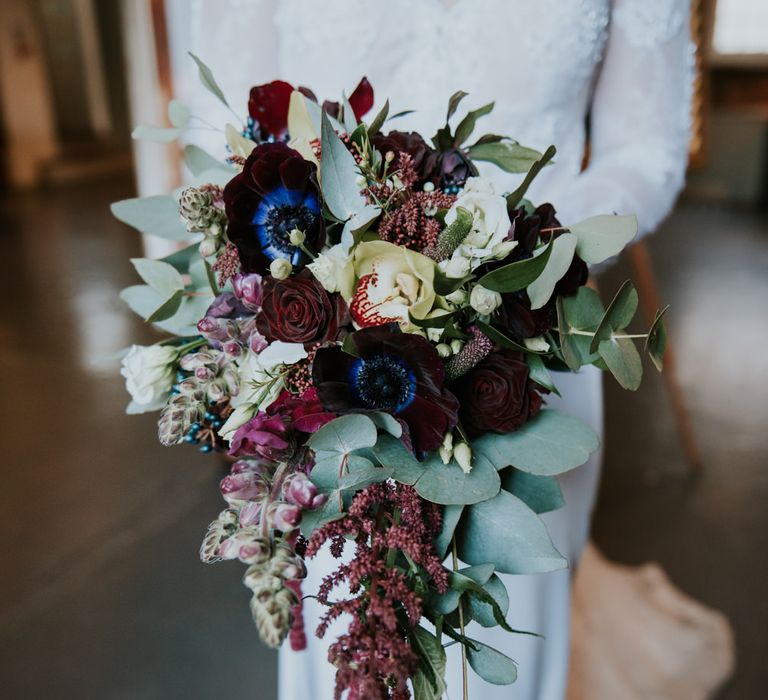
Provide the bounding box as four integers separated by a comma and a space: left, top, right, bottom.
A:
385, 150, 395, 163
524, 335, 551, 352
450, 338, 464, 354
442, 256, 471, 279
445, 288, 468, 306
288, 228, 306, 246
453, 442, 472, 474
439, 431, 454, 465
269, 502, 302, 532
283, 473, 320, 508
198, 236, 219, 258
232, 272, 264, 311
220, 471, 269, 504
469, 284, 502, 315
269, 258, 293, 280
436, 343, 452, 358
423, 181, 436, 193
222, 340, 242, 357
491, 240, 518, 260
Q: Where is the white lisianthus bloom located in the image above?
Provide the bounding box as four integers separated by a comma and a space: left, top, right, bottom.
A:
444, 176, 516, 269
469, 284, 502, 315
219, 341, 308, 441
307, 244, 355, 297
121, 344, 178, 412
438, 255, 471, 279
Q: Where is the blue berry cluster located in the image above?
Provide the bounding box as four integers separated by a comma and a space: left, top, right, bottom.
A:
183, 410, 224, 454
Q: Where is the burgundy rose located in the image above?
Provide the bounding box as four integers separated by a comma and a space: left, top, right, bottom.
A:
371, 130, 439, 182
223, 143, 325, 274
450, 348, 544, 437
257, 270, 347, 347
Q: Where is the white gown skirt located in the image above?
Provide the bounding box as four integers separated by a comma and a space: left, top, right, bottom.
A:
279, 366, 604, 700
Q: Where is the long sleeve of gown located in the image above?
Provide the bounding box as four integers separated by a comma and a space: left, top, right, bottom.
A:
548, 0, 695, 238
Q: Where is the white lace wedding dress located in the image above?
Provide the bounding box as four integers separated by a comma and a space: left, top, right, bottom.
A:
166, 1, 705, 698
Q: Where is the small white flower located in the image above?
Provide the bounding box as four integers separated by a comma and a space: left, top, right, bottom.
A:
121, 344, 178, 412
423, 181, 435, 193
269, 258, 293, 280
307, 244, 354, 296
288, 228, 305, 246
439, 432, 454, 465
439, 256, 471, 279
469, 284, 502, 315
453, 442, 473, 473
524, 336, 551, 352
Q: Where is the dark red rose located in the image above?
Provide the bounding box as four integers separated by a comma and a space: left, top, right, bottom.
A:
372, 130, 439, 182
451, 348, 544, 437
223, 143, 325, 274
248, 80, 294, 140
256, 270, 347, 347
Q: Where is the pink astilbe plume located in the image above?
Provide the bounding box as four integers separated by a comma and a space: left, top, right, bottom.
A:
306, 482, 448, 699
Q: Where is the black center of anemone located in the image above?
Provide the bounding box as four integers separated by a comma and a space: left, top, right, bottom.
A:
349, 353, 417, 413
264, 204, 317, 254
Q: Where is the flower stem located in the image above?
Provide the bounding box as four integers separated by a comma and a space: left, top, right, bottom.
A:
172, 337, 207, 355
452, 536, 469, 700
554, 327, 648, 340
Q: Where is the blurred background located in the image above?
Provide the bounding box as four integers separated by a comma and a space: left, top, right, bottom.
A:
0, 0, 766, 698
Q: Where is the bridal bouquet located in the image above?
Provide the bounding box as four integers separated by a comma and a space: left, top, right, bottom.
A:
115, 56, 667, 699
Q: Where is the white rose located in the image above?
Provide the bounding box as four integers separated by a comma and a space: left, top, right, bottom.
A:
307, 244, 355, 297
469, 284, 502, 315
121, 344, 178, 412
444, 176, 512, 269
439, 256, 471, 279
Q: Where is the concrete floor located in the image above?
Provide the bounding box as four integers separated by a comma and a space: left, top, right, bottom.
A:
0, 176, 765, 699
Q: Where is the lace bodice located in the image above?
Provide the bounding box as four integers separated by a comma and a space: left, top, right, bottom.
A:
169, 0, 693, 237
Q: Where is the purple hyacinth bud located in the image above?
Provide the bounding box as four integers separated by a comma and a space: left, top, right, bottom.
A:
195, 366, 214, 381
249, 331, 268, 353
269, 502, 302, 532
283, 473, 319, 508
220, 472, 268, 504
222, 340, 242, 357
232, 273, 264, 312
206, 292, 239, 319
239, 500, 263, 527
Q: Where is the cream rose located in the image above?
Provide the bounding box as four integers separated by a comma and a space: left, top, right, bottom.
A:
121, 344, 178, 412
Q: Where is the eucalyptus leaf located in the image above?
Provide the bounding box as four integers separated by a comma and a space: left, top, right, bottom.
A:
184, 144, 233, 176
147, 288, 184, 322
527, 233, 577, 310
320, 111, 368, 222
160, 244, 197, 273
111, 196, 189, 241
340, 92, 358, 132
434, 504, 463, 560
368, 412, 403, 437
477, 236, 554, 293
189, 52, 229, 107
525, 354, 560, 395
501, 470, 564, 514
645, 305, 669, 371
299, 497, 343, 537
339, 464, 393, 490
506, 145, 556, 210
411, 626, 447, 700
130, 258, 185, 297
310, 451, 376, 493
457, 489, 566, 575
414, 452, 500, 505
307, 414, 378, 454
131, 124, 181, 143
467, 141, 543, 173
168, 99, 190, 128
471, 409, 600, 476
466, 640, 518, 686
468, 574, 510, 628
598, 336, 643, 391
567, 214, 638, 265
370, 433, 424, 485
589, 280, 638, 354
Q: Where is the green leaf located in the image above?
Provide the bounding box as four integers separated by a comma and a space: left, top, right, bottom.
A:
474, 321, 547, 355
130, 258, 185, 297
525, 354, 560, 395
339, 463, 393, 490
501, 470, 564, 514
446, 90, 469, 121
477, 236, 555, 293
131, 124, 181, 142
373, 435, 425, 485
432, 564, 494, 616
645, 305, 669, 371
168, 99, 190, 128
321, 111, 368, 223
557, 288, 605, 370
527, 233, 577, 310
454, 102, 495, 146
457, 489, 565, 575
433, 269, 474, 296
467, 574, 510, 628
589, 280, 638, 353
299, 497, 342, 537
111, 195, 189, 241
414, 452, 500, 505
366, 99, 389, 138
188, 52, 229, 107
434, 505, 463, 560
506, 145, 556, 210
411, 626, 447, 700
147, 288, 184, 322
184, 144, 233, 176
159, 244, 197, 273
310, 452, 376, 493
471, 409, 600, 476
307, 414, 378, 454
567, 214, 638, 265
466, 640, 518, 686
598, 336, 643, 390
467, 141, 543, 173
368, 412, 403, 438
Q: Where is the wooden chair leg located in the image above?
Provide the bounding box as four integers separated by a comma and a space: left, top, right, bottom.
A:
628, 241, 704, 476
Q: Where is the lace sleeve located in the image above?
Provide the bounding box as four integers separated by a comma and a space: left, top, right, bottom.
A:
549, 0, 695, 239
